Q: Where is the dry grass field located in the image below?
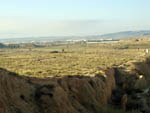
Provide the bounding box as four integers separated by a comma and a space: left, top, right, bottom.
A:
0, 39, 149, 77
0, 40, 150, 113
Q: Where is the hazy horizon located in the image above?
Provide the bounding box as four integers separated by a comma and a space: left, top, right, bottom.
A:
1, 0, 150, 38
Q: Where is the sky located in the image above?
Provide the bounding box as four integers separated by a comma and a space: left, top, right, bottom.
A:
0, 0, 150, 38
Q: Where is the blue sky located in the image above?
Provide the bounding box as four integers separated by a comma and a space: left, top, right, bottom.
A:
0, 0, 150, 38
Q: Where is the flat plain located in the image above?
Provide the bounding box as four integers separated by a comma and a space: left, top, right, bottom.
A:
0, 39, 149, 77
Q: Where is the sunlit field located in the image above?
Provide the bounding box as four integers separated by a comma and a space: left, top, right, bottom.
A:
0, 40, 149, 77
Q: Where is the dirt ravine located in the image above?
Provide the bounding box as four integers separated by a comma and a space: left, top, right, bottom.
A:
0, 57, 150, 113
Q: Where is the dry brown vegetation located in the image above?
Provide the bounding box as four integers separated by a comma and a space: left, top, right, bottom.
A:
1, 38, 150, 113
0, 39, 149, 77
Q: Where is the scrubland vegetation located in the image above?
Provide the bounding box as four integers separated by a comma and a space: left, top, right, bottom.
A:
0, 38, 149, 77
1, 38, 150, 113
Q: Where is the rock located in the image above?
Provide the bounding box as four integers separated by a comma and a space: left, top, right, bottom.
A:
121, 94, 128, 111
139, 98, 150, 113
0, 68, 116, 113
50, 51, 59, 53
134, 75, 147, 90
0, 101, 5, 113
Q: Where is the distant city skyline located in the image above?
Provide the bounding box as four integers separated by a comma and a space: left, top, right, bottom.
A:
0, 0, 150, 38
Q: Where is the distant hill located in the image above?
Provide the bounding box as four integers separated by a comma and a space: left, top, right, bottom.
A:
0, 30, 150, 43
99, 30, 150, 40
0, 43, 6, 48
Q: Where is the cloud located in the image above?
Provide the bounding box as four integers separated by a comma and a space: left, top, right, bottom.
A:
0, 18, 108, 37
0, 17, 150, 38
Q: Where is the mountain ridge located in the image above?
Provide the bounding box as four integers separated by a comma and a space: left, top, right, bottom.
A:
99, 30, 150, 40
0, 30, 150, 43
